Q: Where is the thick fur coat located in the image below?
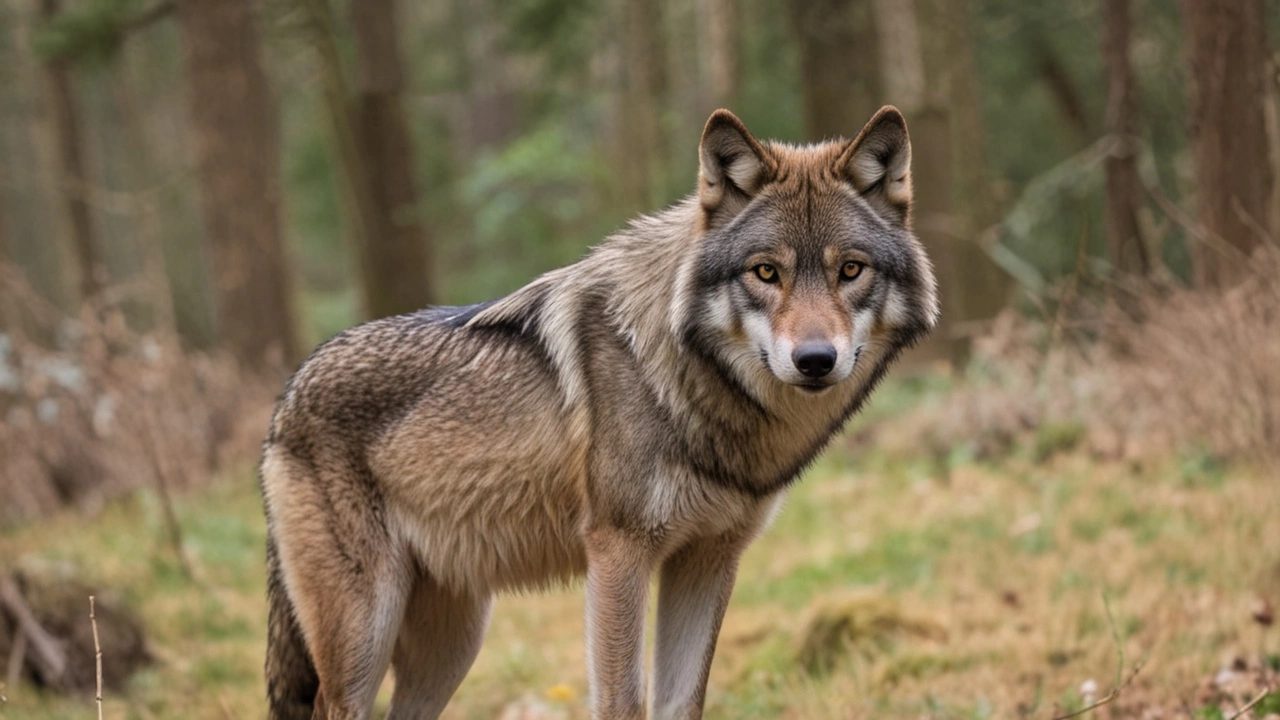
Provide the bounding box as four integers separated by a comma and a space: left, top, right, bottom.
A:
261, 107, 938, 720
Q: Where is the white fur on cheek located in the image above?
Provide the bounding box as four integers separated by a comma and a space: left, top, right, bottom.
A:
881, 286, 912, 329
705, 288, 735, 331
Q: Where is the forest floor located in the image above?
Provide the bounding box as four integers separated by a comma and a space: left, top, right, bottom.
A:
2, 379, 1278, 720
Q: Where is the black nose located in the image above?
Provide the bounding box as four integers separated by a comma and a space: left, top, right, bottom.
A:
792, 343, 837, 379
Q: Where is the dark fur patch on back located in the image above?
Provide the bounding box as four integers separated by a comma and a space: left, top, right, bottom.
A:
415, 300, 501, 328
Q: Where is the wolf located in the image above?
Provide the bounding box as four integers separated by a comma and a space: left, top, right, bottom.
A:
260, 106, 938, 720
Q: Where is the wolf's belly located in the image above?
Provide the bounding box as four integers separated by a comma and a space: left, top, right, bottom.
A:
387, 477, 588, 594
370, 382, 591, 594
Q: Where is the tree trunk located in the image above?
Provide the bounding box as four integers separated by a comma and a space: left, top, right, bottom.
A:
351, 0, 434, 317
176, 0, 299, 371
0, 155, 7, 266
699, 0, 739, 112
620, 0, 669, 210
1181, 0, 1274, 288
872, 0, 958, 365
458, 0, 522, 155
39, 0, 104, 304
788, 0, 881, 141
942, 0, 1010, 327
109, 62, 177, 336
1102, 0, 1151, 285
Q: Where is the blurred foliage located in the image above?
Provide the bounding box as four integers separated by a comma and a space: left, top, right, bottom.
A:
5, 0, 1280, 340
32, 0, 136, 66
452, 116, 611, 303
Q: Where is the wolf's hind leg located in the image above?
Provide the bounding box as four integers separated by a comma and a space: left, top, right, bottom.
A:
292, 551, 410, 720
266, 454, 411, 719
386, 574, 492, 719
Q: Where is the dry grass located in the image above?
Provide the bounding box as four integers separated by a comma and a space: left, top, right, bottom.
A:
1, 419, 1277, 719
880, 246, 1280, 473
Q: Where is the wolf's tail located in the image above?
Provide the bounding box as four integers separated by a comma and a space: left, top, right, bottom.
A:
265, 532, 319, 720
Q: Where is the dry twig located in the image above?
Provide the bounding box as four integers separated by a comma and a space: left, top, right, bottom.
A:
5, 628, 26, 692
140, 406, 195, 581
1050, 595, 1144, 720
90, 595, 103, 720
1049, 662, 1145, 720
1226, 685, 1275, 720
0, 575, 67, 688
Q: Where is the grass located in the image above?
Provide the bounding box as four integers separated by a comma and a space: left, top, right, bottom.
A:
1, 402, 1278, 719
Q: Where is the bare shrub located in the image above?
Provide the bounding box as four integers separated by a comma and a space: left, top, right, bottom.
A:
0, 264, 276, 527
1102, 250, 1280, 463
882, 246, 1280, 466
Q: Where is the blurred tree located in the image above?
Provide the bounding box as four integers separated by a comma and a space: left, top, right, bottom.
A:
942, 0, 1010, 330
39, 0, 104, 304
620, 0, 669, 209
873, 0, 958, 364
459, 0, 523, 154
351, 0, 435, 316
1036, 42, 1093, 144
1181, 0, 1274, 288
176, 0, 300, 370
0, 160, 8, 267
699, 0, 739, 112
302, 0, 435, 320
1102, 0, 1151, 288
788, 0, 881, 141
108, 60, 176, 335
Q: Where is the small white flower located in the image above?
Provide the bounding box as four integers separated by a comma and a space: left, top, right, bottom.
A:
1080, 678, 1099, 704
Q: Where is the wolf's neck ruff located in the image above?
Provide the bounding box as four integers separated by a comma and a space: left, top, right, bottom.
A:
261, 106, 937, 720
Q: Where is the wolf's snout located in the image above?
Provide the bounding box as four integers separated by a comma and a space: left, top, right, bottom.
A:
792, 342, 837, 379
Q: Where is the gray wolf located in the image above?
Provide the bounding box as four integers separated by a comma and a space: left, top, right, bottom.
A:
260, 106, 938, 720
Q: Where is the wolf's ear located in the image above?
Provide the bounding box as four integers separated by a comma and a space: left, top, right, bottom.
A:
840, 106, 913, 226
699, 110, 774, 213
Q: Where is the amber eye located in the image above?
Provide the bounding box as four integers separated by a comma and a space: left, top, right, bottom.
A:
841, 261, 865, 281
754, 264, 779, 283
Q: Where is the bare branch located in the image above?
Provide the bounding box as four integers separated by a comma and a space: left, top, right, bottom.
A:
90, 596, 102, 720
0, 575, 67, 688
1050, 662, 1145, 720
1226, 685, 1275, 720
1050, 594, 1144, 720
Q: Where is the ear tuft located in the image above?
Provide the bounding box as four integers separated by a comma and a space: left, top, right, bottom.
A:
699, 110, 774, 212
840, 106, 913, 225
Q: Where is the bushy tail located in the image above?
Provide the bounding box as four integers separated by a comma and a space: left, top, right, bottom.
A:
265, 533, 319, 720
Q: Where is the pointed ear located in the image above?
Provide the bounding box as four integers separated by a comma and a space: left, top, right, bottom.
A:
699, 110, 775, 212
839, 106, 913, 225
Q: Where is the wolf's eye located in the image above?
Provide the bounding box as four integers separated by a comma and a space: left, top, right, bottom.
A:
754, 264, 779, 283
840, 261, 865, 281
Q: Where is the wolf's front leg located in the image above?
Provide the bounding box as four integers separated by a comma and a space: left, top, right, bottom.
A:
650, 534, 747, 720
584, 526, 652, 720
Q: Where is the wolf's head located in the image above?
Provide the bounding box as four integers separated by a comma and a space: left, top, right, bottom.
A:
681, 107, 939, 394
